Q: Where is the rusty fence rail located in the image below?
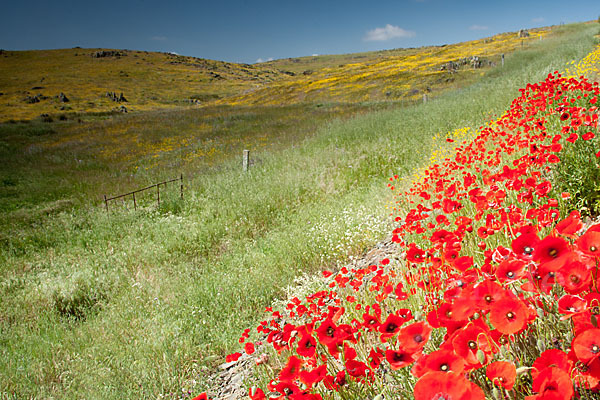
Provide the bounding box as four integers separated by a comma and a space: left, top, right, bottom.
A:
103, 174, 183, 213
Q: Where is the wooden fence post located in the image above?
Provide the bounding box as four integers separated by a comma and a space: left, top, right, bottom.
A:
501, 54, 505, 67
133, 192, 137, 210
243, 149, 250, 172
180, 174, 184, 200
157, 183, 160, 207
104, 194, 109, 213
423, 94, 427, 104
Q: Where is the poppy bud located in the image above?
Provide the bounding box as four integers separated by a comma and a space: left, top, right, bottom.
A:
492, 387, 501, 400
536, 339, 546, 352
476, 349, 486, 365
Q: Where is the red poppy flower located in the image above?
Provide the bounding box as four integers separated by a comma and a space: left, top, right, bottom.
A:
397, 321, 433, 353
572, 328, 600, 364
531, 367, 574, 400
534, 236, 570, 271
452, 323, 495, 368
473, 280, 505, 312
569, 351, 600, 391
558, 294, 586, 316
316, 318, 338, 346
511, 232, 540, 260
413, 371, 485, 400
531, 349, 571, 381
452, 289, 478, 321
362, 312, 381, 331
427, 302, 466, 328
345, 358, 369, 378
407, 244, 427, 263
296, 333, 317, 358
378, 313, 407, 342
271, 381, 301, 397
192, 393, 209, 400
323, 370, 346, 390
486, 361, 516, 390
419, 348, 465, 377
577, 230, 600, 257
299, 364, 327, 388
279, 356, 303, 383
249, 387, 266, 400
556, 259, 592, 295
368, 347, 385, 369
496, 258, 527, 283
477, 226, 490, 239
245, 342, 256, 355
226, 352, 242, 362
555, 210, 583, 237
583, 131, 595, 140
572, 311, 597, 337
442, 198, 463, 213
489, 297, 528, 335
535, 181, 552, 197
453, 255, 474, 272
386, 348, 417, 370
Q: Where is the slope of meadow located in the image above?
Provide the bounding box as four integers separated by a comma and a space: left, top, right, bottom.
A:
227, 27, 600, 400
0, 22, 598, 400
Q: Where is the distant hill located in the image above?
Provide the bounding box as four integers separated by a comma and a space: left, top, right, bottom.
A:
226, 27, 552, 106
0, 48, 287, 121
0, 26, 552, 122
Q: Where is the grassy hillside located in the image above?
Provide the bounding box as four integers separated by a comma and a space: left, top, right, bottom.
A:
0, 22, 597, 399
220, 27, 551, 105
0, 48, 287, 121
1, 26, 551, 122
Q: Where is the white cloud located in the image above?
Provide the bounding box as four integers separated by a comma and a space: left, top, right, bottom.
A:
255, 57, 273, 63
151, 36, 167, 41
532, 17, 545, 23
469, 25, 488, 31
364, 24, 415, 42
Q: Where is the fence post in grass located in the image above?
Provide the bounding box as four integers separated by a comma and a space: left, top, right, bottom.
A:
501, 54, 505, 67
133, 192, 137, 211
423, 94, 427, 104
243, 149, 250, 172
104, 194, 109, 213
157, 183, 160, 207
180, 174, 184, 200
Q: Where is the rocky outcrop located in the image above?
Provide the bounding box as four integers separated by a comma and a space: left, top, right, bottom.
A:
92, 50, 124, 58
106, 92, 127, 102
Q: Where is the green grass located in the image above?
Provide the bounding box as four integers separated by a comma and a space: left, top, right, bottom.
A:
0, 22, 597, 399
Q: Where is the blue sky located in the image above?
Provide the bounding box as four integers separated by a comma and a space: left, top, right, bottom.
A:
1, 0, 598, 64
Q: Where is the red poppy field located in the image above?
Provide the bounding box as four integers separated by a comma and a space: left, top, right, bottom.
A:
196, 46, 600, 400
